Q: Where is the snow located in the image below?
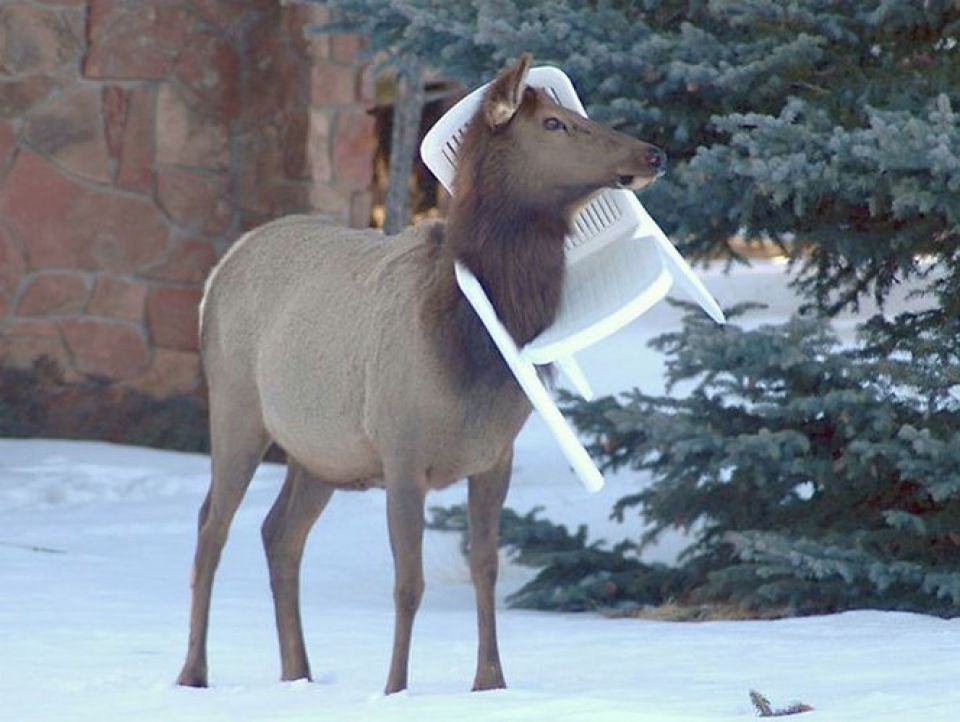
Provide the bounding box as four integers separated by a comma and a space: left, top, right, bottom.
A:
3, 260, 958, 721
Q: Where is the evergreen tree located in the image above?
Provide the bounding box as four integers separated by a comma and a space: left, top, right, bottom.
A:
312, 2, 960, 615
563, 302, 960, 615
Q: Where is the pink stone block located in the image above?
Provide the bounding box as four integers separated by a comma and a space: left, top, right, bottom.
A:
172, 30, 242, 119
103, 85, 155, 192
59, 317, 149, 379
333, 110, 376, 187
143, 238, 218, 284
83, 0, 189, 80
156, 166, 233, 235
0, 121, 16, 177
311, 61, 359, 107
0, 227, 25, 319
330, 35, 366, 64
16, 272, 89, 317
0, 76, 57, 120
0, 151, 170, 273
0, 3, 81, 75
1, 320, 79, 382
193, 0, 250, 39
156, 83, 231, 170
133, 347, 202, 397
87, 275, 147, 321
23, 87, 111, 184
146, 285, 202, 352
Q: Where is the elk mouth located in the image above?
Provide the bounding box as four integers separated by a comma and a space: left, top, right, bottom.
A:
613, 148, 667, 189
614, 173, 658, 190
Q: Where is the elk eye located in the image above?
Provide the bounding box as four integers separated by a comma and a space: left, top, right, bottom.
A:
543, 117, 566, 131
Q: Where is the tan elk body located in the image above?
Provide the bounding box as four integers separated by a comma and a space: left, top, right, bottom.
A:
177, 54, 665, 695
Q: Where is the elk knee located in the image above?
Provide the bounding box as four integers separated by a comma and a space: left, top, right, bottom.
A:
470, 551, 498, 587
395, 579, 424, 616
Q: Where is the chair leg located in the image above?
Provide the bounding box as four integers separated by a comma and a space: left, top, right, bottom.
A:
554, 356, 594, 400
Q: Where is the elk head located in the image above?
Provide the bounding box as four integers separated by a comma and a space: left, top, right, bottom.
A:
456, 52, 666, 219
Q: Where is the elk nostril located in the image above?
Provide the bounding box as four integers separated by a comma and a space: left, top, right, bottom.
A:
647, 148, 667, 174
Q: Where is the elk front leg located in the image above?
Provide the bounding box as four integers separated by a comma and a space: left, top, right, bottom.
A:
467, 447, 512, 691
384, 473, 426, 694
262, 460, 334, 682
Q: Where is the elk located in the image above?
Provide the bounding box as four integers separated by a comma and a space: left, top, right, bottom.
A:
176, 53, 665, 695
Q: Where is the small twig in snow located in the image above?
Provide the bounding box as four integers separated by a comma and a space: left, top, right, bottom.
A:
750, 689, 814, 717
0, 540, 67, 555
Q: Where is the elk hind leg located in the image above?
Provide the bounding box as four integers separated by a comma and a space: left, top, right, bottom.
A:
177, 404, 270, 688
262, 460, 334, 682
468, 447, 512, 691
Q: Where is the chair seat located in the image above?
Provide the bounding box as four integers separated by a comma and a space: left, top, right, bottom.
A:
525, 233, 671, 364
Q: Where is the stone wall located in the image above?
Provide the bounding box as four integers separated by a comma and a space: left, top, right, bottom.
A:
0, 0, 374, 399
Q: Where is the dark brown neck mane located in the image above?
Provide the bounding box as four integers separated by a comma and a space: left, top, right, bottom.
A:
449, 198, 568, 346
425, 111, 575, 389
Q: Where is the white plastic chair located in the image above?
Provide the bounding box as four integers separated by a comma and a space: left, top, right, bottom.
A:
420, 66, 725, 492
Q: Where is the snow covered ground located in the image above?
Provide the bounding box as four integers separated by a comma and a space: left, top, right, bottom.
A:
2, 261, 957, 721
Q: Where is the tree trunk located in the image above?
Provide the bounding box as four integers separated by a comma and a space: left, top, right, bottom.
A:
383, 58, 426, 236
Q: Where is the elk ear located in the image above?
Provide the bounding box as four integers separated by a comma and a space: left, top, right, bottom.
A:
483, 53, 532, 129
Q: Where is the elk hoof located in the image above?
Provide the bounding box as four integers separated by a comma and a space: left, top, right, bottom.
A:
472, 668, 507, 692
176, 670, 209, 688
280, 672, 312, 684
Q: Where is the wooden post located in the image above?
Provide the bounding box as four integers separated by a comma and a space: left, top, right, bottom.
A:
383, 58, 425, 236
